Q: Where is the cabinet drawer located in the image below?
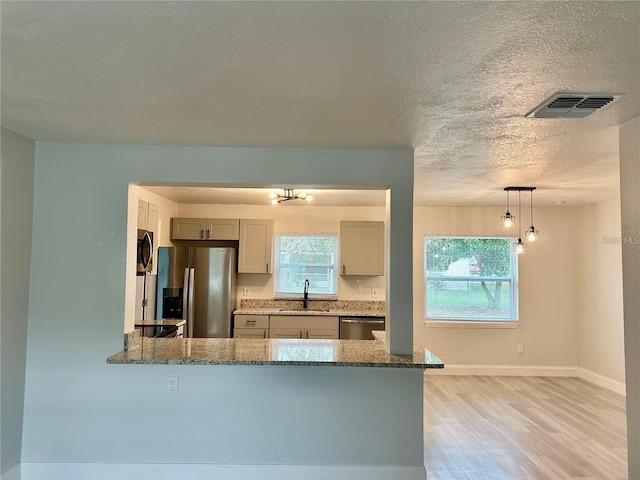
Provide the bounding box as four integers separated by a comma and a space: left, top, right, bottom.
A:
234, 328, 268, 339
234, 315, 269, 329
270, 315, 339, 330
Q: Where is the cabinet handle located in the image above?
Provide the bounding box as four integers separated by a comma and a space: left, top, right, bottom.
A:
263, 331, 267, 339
200, 229, 204, 239
246, 320, 256, 324
342, 265, 346, 275
206, 229, 210, 239
299, 330, 303, 339
266, 262, 269, 273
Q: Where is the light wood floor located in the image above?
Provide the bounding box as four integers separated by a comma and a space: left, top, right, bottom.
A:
424, 376, 628, 480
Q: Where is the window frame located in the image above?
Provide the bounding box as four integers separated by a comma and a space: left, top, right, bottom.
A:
423, 235, 519, 325
274, 233, 339, 299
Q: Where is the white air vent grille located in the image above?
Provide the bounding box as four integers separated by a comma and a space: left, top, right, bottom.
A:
526, 92, 621, 118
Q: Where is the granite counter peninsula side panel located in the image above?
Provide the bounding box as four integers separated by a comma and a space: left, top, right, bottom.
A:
107, 338, 444, 369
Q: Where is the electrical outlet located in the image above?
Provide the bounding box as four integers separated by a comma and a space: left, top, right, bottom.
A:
517, 343, 524, 354
243, 287, 250, 296
371, 288, 378, 298
167, 376, 179, 395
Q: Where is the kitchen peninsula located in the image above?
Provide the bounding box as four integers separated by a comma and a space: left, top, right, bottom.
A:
107, 336, 443, 368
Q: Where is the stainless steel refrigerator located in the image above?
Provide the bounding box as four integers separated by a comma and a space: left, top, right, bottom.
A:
156, 247, 237, 338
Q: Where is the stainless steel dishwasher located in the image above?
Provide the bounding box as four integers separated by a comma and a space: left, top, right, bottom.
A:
339, 317, 385, 340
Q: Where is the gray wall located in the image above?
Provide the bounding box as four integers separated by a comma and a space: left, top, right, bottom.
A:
21, 143, 420, 468
619, 115, 640, 480
1, 128, 35, 474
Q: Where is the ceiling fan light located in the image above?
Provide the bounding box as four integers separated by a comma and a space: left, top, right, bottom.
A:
271, 198, 279, 205
305, 195, 313, 202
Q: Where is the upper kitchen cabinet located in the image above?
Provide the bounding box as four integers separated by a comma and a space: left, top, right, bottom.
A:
171, 218, 240, 240
138, 200, 158, 234
238, 219, 274, 274
340, 221, 384, 276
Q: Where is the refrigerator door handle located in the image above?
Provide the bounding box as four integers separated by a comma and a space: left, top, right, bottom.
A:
187, 268, 195, 338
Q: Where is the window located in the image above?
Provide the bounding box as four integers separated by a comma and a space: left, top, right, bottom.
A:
275, 234, 338, 297
424, 236, 518, 321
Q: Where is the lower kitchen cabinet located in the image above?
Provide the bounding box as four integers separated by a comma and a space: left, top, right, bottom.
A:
269, 315, 339, 340
233, 314, 269, 339
234, 328, 268, 339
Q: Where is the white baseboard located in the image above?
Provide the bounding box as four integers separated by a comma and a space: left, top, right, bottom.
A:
18, 463, 426, 480
425, 364, 580, 377
579, 368, 626, 396
0, 465, 21, 480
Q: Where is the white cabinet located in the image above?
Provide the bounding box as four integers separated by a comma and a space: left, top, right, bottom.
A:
171, 218, 240, 240
340, 221, 384, 276
269, 316, 339, 339
233, 314, 269, 339
137, 200, 159, 233
238, 219, 274, 274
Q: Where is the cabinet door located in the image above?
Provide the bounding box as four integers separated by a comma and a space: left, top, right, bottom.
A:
234, 328, 268, 339
171, 218, 207, 240
137, 200, 149, 230
305, 329, 339, 339
340, 221, 384, 276
147, 203, 159, 235
238, 219, 274, 273
207, 219, 240, 240
269, 328, 302, 339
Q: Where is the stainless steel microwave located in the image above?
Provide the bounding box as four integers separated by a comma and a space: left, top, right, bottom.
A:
137, 229, 154, 275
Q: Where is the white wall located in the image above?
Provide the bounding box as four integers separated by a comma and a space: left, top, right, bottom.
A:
619, 115, 640, 480
413, 206, 580, 368
0, 128, 35, 474
578, 200, 625, 384
21, 143, 419, 473
177, 203, 386, 303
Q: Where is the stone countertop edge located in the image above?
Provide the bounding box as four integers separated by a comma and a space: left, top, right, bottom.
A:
233, 309, 384, 317
107, 338, 444, 369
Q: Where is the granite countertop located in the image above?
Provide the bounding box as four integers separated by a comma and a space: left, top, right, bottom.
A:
370, 331, 443, 367
233, 308, 384, 317
107, 337, 444, 369
135, 319, 186, 327
233, 299, 385, 318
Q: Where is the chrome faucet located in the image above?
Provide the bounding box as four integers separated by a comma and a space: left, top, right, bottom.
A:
303, 279, 310, 309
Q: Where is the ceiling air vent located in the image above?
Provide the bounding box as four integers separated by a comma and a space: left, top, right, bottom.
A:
526, 92, 621, 119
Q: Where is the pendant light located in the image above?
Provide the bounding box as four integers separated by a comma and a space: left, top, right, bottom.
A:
501, 189, 515, 227
501, 187, 538, 254
525, 189, 539, 242
514, 189, 526, 254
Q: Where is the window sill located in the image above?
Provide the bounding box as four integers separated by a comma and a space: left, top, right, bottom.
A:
424, 320, 519, 329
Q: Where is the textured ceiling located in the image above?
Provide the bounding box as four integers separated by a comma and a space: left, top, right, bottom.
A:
2, 2, 639, 206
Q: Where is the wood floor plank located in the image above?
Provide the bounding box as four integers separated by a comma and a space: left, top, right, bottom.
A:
424, 376, 628, 480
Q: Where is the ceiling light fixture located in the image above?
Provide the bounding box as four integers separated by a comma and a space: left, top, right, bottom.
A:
525, 189, 539, 242
269, 189, 313, 205
501, 187, 538, 254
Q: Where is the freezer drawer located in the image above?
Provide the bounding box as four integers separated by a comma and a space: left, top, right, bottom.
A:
339, 317, 385, 340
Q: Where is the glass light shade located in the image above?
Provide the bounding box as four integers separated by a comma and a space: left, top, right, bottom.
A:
298, 192, 307, 199
305, 195, 313, 202
501, 212, 515, 227
525, 226, 539, 242
269, 192, 278, 199
271, 198, 278, 205
514, 238, 526, 254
